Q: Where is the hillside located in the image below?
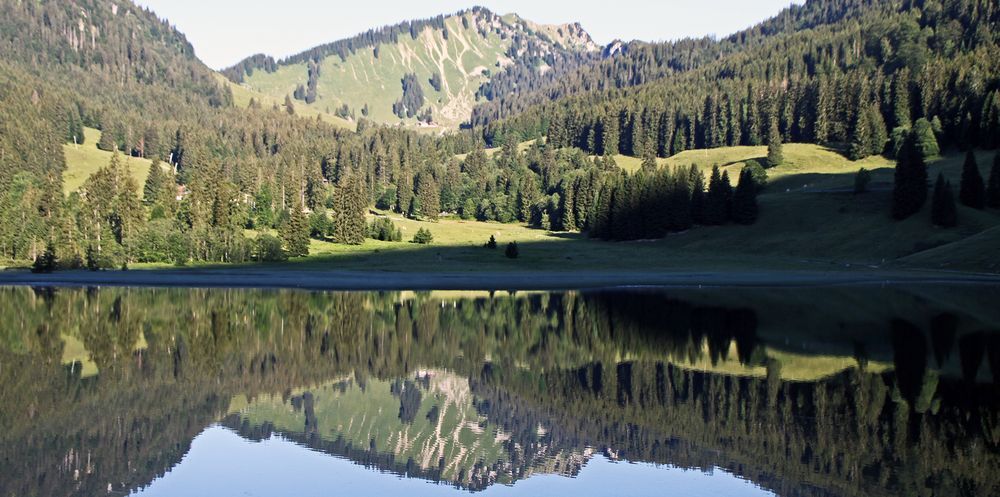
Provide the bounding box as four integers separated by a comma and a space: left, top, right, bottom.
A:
62, 127, 166, 194
226, 8, 598, 128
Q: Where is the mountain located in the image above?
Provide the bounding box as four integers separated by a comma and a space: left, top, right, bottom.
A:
476, 0, 1000, 156
222, 8, 599, 128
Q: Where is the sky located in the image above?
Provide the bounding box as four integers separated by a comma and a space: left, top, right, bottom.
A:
134, 0, 803, 69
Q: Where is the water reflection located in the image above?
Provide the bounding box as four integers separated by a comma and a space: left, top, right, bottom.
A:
0, 286, 998, 497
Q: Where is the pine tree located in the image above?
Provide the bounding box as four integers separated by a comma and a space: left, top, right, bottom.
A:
731, 168, 759, 225
689, 165, 706, 225
987, 153, 1000, 209
848, 104, 872, 160
31, 241, 58, 273
868, 105, 888, 157
892, 132, 928, 220
281, 202, 310, 257
557, 180, 576, 231
414, 173, 440, 220
485, 235, 497, 249
931, 173, 957, 228
958, 150, 985, 209
766, 120, 783, 167
912, 118, 940, 160
667, 169, 693, 231
892, 74, 912, 129
143, 160, 166, 206
705, 165, 729, 225
97, 128, 116, 152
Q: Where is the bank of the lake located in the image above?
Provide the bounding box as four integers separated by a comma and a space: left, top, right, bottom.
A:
2, 266, 1000, 290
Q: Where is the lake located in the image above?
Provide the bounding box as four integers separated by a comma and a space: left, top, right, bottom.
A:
1, 285, 998, 497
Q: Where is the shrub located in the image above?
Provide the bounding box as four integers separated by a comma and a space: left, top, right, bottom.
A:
484, 235, 497, 249
854, 167, 872, 194
411, 228, 433, 244
255, 234, 287, 262
505, 241, 519, 259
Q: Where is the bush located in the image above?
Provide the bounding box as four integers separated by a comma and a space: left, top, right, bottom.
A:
505, 241, 519, 259
484, 235, 497, 249
854, 167, 872, 194
255, 234, 288, 262
411, 228, 433, 244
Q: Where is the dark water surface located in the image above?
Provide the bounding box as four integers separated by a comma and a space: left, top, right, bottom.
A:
1, 285, 998, 497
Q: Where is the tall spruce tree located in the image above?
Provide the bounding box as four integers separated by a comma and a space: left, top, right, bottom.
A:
892, 131, 928, 220
766, 120, 783, 167
731, 167, 759, 225
912, 118, 940, 160
931, 173, 957, 228
143, 160, 166, 206
958, 150, 986, 209
281, 202, 310, 257
414, 173, 440, 220
689, 165, 707, 225
705, 165, 729, 225
987, 153, 1000, 209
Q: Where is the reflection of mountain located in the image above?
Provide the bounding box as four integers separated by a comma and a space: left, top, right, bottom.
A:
0, 286, 998, 496
223, 371, 587, 490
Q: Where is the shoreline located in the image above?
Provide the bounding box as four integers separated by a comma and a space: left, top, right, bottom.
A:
2, 267, 999, 291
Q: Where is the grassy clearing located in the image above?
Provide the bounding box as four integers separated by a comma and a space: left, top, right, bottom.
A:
62, 127, 164, 195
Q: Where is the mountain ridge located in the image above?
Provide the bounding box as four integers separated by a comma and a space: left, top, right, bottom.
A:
220, 7, 600, 128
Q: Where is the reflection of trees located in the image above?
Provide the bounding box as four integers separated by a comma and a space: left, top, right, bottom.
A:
0, 287, 996, 497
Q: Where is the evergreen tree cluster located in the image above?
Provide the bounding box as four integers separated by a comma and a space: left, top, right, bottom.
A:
475, 0, 1000, 161
589, 164, 759, 241
369, 217, 403, 242
393, 73, 427, 119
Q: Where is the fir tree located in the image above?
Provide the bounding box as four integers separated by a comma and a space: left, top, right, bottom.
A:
958, 150, 985, 209
766, 120, 783, 167
411, 228, 433, 244
143, 160, 166, 206
414, 173, 440, 220
892, 132, 928, 220
97, 128, 116, 152
731, 168, 759, 225
689, 165, 706, 225
281, 202, 310, 257
987, 153, 1000, 209
31, 241, 58, 273
485, 235, 497, 249
912, 118, 940, 160
705, 166, 730, 225
931, 173, 957, 228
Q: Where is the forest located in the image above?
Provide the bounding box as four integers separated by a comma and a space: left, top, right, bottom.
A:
0, 0, 998, 271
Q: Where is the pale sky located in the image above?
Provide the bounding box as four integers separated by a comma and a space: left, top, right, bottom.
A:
135, 0, 803, 69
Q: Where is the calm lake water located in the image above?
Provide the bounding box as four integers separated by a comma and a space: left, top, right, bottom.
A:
1, 285, 998, 497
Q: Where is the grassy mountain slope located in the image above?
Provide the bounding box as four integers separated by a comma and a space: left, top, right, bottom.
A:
215, 73, 356, 130
62, 127, 165, 194
235, 10, 597, 128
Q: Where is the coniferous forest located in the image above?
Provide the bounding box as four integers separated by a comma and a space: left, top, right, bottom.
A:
0, 0, 998, 270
